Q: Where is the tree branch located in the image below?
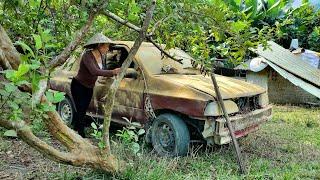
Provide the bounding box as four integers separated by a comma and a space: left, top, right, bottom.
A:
102, 0, 157, 153
0, 48, 12, 70
0, 118, 118, 171
48, 0, 110, 69
32, 78, 48, 105
149, 15, 173, 36
0, 26, 20, 69
37, 0, 111, 105
0, 119, 74, 163
101, 10, 183, 64
0, 119, 25, 130
0, 13, 120, 173
0, 24, 88, 150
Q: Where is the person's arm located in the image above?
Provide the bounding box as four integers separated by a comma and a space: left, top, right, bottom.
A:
83, 52, 116, 77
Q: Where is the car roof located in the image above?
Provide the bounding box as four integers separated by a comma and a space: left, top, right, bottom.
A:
113, 41, 165, 49
113, 41, 194, 75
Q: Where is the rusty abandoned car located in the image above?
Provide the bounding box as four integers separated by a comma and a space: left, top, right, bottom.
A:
49, 41, 272, 156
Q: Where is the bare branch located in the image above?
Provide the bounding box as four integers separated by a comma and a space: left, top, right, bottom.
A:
101, 10, 183, 64
147, 37, 182, 63
102, 11, 140, 32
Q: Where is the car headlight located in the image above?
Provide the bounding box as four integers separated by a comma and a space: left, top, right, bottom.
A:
204, 100, 239, 116
258, 92, 269, 107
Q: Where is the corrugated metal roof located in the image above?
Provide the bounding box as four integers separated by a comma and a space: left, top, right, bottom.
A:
255, 41, 320, 88
267, 61, 320, 98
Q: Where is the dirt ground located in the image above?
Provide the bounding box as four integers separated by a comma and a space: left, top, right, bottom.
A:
0, 138, 89, 180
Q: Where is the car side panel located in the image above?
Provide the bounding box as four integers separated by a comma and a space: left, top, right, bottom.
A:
150, 94, 207, 118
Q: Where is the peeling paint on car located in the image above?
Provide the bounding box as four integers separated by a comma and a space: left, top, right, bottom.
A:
50, 41, 272, 145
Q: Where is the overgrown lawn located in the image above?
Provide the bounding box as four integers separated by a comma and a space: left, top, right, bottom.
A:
0, 105, 319, 179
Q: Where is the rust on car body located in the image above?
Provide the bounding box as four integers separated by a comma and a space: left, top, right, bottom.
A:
50, 41, 272, 145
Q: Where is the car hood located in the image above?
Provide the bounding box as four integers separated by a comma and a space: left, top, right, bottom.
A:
155, 74, 265, 99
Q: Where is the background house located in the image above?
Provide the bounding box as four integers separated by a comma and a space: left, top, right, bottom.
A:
233, 42, 320, 105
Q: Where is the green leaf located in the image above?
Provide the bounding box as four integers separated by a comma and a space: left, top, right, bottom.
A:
45, 44, 57, 49
32, 34, 42, 50
9, 102, 19, 110
266, 0, 284, 19
31, 73, 41, 92
41, 103, 55, 112
53, 92, 65, 103
42, 114, 49, 119
98, 141, 105, 149
15, 41, 35, 57
5, 83, 17, 93
230, 21, 249, 33
224, 0, 242, 10
16, 64, 30, 77
131, 142, 140, 154
246, 0, 258, 18
128, 0, 140, 21
41, 29, 52, 43
0, 89, 9, 96
3, 130, 17, 138
128, 126, 136, 130
137, 129, 145, 136
30, 60, 41, 70
29, 0, 41, 9
45, 91, 54, 102
4, 70, 16, 80
97, 131, 102, 138
20, 54, 29, 63
131, 122, 141, 127
91, 122, 98, 130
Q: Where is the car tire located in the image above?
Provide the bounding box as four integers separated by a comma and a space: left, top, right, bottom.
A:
57, 97, 75, 126
151, 113, 190, 157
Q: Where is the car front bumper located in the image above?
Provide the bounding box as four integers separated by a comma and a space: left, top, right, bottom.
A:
202, 105, 272, 145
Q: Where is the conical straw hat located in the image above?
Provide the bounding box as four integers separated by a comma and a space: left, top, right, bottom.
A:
84, 33, 114, 47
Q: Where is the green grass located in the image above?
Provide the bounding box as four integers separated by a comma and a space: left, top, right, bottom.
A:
78, 105, 320, 179
1, 105, 320, 179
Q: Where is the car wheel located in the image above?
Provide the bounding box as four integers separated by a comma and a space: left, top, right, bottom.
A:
57, 97, 75, 126
151, 113, 190, 157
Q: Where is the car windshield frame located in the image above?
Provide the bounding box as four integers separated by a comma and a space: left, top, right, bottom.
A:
136, 46, 200, 75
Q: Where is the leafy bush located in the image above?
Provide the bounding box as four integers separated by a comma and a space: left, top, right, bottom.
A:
307, 26, 320, 52
0, 31, 65, 136
275, 4, 320, 51
115, 118, 145, 156
224, 0, 289, 27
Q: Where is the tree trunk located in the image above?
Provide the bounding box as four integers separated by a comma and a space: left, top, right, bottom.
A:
0, 0, 157, 173
0, 24, 120, 173
0, 0, 121, 172
102, 0, 157, 153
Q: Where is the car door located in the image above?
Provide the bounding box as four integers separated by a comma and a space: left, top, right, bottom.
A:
89, 54, 146, 125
